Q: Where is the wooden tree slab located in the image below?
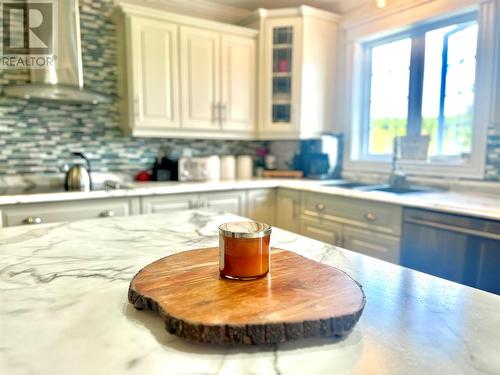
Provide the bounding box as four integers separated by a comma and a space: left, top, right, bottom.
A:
128, 248, 365, 345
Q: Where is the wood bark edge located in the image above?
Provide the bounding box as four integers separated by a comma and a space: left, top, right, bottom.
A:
128, 280, 366, 345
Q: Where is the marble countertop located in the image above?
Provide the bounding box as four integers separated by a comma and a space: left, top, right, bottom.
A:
0, 178, 499, 221
0, 211, 499, 375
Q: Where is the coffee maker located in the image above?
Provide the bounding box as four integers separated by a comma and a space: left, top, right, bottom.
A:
293, 134, 343, 179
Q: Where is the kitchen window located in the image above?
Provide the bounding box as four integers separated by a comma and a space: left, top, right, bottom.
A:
360, 14, 478, 162
341, 2, 500, 180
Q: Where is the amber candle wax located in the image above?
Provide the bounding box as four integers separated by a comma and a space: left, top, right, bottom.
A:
219, 222, 272, 280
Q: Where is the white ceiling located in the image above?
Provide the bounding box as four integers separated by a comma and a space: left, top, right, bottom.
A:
204, 0, 371, 14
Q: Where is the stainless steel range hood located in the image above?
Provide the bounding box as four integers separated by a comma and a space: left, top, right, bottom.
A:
3, 0, 109, 104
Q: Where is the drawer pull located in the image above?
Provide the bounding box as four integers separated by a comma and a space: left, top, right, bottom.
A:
195, 201, 206, 209
315, 203, 325, 212
23, 216, 43, 225
364, 212, 377, 222
99, 210, 115, 218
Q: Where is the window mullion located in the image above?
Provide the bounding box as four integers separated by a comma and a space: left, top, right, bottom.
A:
407, 35, 426, 136
361, 47, 373, 158
437, 33, 450, 155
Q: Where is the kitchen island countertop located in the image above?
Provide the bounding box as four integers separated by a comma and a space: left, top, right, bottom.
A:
0, 210, 498, 375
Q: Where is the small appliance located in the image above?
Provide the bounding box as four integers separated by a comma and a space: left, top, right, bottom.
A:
293, 134, 343, 179
152, 152, 179, 181
264, 154, 277, 170
178, 156, 221, 182
62, 152, 92, 191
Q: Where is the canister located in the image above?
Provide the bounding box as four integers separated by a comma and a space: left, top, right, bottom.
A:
236, 155, 253, 180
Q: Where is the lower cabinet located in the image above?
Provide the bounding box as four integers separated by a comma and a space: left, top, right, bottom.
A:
202, 191, 247, 216
300, 192, 402, 265
300, 215, 400, 263
247, 189, 275, 225
140, 191, 247, 216
301, 216, 342, 245
0, 189, 257, 228
275, 188, 300, 233
343, 226, 400, 264
0, 198, 141, 227
141, 194, 198, 214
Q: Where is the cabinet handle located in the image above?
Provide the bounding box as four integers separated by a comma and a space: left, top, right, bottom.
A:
337, 234, 344, 248
340, 234, 345, 247
364, 212, 377, 222
213, 103, 220, 122
192, 200, 204, 209
99, 210, 115, 218
405, 217, 500, 241
23, 216, 43, 225
292, 200, 297, 219
220, 103, 227, 124
134, 96, 139, 118
315, 203, 325, 212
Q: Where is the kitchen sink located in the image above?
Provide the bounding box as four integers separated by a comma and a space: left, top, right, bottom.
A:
361, 185, 436, 194
323, 181, 373, 189
322, 181, 438, 194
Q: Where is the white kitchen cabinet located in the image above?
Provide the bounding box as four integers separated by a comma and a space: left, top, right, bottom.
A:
140, 191, 247, 216
300, 191, 402, 265
117, 16, 180, 135
275, 188, 300, 232
302, 192, 402, 236
343, 226, 400, 264
201, 191, 247, 216
301, 216, 342, 246
243, 6, 339, 139
221, 34, 256, 132
0, 198, 141, 228
262, 17, 301, 135
179, 28, 256, 135
247, 189, 275, 225
180, 27, 220, 130
140, 194, 198, 214
118, 3, 258, 139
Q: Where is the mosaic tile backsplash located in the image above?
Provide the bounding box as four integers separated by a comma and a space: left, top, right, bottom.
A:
0, 0, 266, 176
0, 0, 498, 181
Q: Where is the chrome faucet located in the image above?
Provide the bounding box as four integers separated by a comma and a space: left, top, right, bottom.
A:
388, 137, 409, 189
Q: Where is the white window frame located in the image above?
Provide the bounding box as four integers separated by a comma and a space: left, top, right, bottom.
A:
359, 13, 478, 162
341, 0, 499, 179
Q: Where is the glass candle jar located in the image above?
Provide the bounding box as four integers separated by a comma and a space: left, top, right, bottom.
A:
218, 221, 272, 280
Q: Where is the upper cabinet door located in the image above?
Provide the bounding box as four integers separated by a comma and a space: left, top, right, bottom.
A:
130, 17, 180, 130
263, 18, 302, 134
180, 27, 221, 130
220, 35, 256, 133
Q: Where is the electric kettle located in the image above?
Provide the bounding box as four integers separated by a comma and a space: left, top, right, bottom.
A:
62, 152, 92, 191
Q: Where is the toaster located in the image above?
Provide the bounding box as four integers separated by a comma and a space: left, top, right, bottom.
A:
178, 156, 221, 182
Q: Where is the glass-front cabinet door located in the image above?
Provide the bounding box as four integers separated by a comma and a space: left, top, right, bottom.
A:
264, 18, 301, 134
